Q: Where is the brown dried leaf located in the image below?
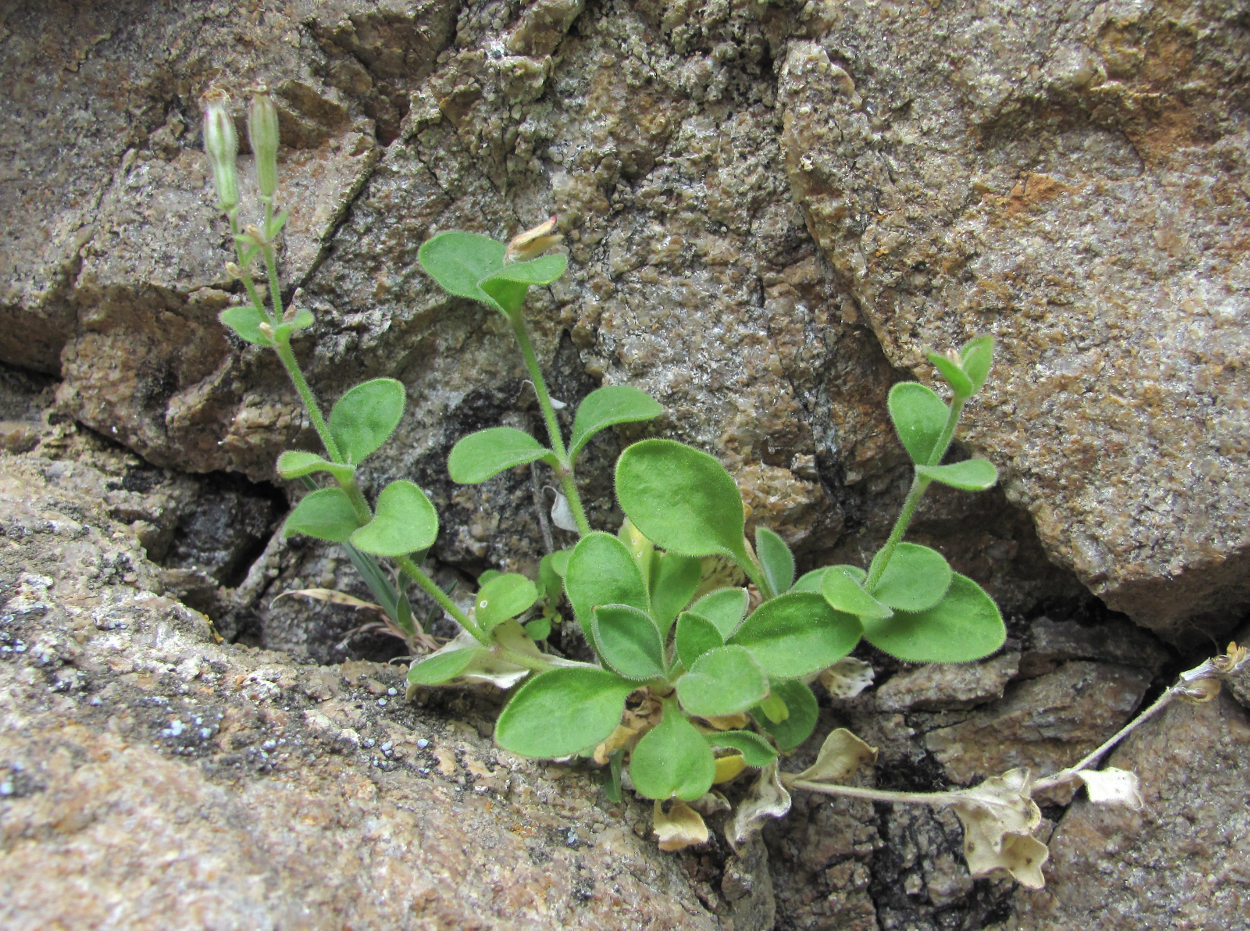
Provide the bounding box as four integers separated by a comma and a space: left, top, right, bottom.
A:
653, 799, 709, 851
793, 728, 878, 785
819, 657, 876, 699
728, 761, 791, 848
274, 588, 383, 613
949, 768, 1049, 889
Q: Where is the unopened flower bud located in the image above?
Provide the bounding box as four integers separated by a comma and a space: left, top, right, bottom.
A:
201, 89, 239, 211
247, 85, 280, 199
505, 215, 561, 263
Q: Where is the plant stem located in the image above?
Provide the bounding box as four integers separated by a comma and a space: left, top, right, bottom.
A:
395, 555, 488, 645
271, 336, 343, 464
506, 309, 592, 536
864, 393, 968, 592
783, 775, 963, 808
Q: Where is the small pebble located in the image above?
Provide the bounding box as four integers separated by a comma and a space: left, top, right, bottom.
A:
416, 738, 430, 749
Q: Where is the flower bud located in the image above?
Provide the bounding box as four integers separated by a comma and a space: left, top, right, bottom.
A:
247, 85, 280, 199
201, 89, 239, 212
505, 215, 561, 263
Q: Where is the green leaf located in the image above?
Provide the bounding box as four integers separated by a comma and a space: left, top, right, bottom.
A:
649, 553, 702, 636
616, 439, 749, 564
927, 350, 975, 397
629, 702, 716, 801
219, 305, 273, 346
328, 378, 406, 465
448, 427, 554, 484
674, 612, 724, 669
676, 646, 769, 718
275, 450, 356, 486
916, 459, 998, 491
690, 587, 749, 640
474, 573, 539, 632
821, 566, 892, 619
538, 549, 571, 603
792, 567, 830, 593
731, 592, 862, 679
752, 679, 819, 751
481, 253, 567, 287
591, 604, 667, 681
888, 382, 948, 465
524, 615, 552, 641
283, 487, 359, 543
568, 385, 664, 461
565, 532, 650, 639
350, 480, 438, 557
706, 730, 778, 768
418, 231, 506, 305
861, 573, 1006, 663
271, 306, 315, 342
408, 648, 480, 686
959, 335, 994, 394
755, 527, 795, 596
869, 542, 952, 612
495, 668, 637, 759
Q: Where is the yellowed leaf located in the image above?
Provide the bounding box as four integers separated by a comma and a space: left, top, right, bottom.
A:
728, 761, 791, 848
949, 768, 1049, 889
653, 799, 709, 851
713, 753, 746, 784
794, 728, 878, 785
1076, 768, 1144, 810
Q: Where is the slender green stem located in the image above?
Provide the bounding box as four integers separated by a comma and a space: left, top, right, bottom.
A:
784, 775, 963, 808
507, 310, 592, 536
864, 392, 969, 592
395, 555, 488, 645
272, 336, 342, 463
260, 200, 285, 327
227, 213, 272, 324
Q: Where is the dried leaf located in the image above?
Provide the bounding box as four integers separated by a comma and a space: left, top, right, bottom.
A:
793, 728, 878, 785
1076, 768, 1144, 810
274, 588, 383, 613
728, 761, 791, 848
819, 657, 875, 699
653, 799, 709, 851
948, 768, 1049, 889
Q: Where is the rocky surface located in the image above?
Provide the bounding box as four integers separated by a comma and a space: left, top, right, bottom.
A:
2, 0, 1249, 928
0, 452, 761, 930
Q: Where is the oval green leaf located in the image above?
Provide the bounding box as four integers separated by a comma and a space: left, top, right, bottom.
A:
418, 231, 505, 305
474, 573, 539, 632
676, 645, 768, 718
276, 450, 356, 485
495, 667, 637, 759
888, 382, 948, 465
690, 587, 750, 640
731, 592, 862, 679
328, 378, 406, 465
674, 611, 724, 669
407, 648, 480, 686
616, 439, 747, 562
870, 543, 952, 612
821, 566, 892, 619
916, 459, 998, 491
568, 385, 664, 461
629, 703, 716, 801
481, 253, 567, 287
792, 567, 831, 593
565, 532, 650, 639
754, 526, 795, 596
591, 604, 666, 681
706, 730, 778, 768
283, 487, 359, 543
349, 480, 438, 557
861, 573, 1006, 663
926, 350, 975, 397
751, 679, 819, 751
219, 305, 272, 346
448, 426, 553, 484
959, 335, 994, 394
649, 552, 702, 636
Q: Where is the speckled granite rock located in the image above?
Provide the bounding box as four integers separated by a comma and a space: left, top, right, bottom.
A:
0, 453, 751, 930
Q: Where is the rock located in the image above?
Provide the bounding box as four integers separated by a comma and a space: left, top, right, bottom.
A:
1002, 692, 1250, 930
0, 453, 744, 930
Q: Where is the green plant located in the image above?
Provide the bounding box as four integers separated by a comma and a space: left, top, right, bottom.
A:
199, 88, 1247, 887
